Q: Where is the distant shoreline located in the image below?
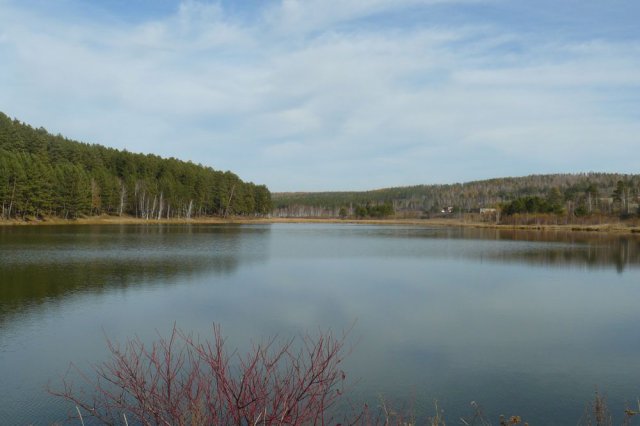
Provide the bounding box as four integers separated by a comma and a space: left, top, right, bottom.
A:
1, 215, 639, 235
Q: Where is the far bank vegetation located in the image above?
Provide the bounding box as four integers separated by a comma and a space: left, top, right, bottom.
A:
274, 174, 640, 226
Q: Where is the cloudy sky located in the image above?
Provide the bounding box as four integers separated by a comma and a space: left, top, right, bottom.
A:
0, 0, 638, 191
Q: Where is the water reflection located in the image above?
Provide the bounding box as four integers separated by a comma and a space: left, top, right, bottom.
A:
0, 225, 270, 322
321, 225, 640, 271
2, 224, 639, 324
442, 228, 640, 272
1, 224, 639, 425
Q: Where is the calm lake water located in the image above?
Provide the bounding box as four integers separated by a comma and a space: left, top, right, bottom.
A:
1, 223, 640, 425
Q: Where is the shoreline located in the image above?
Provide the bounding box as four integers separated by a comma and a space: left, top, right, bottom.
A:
1, 215, 639, 235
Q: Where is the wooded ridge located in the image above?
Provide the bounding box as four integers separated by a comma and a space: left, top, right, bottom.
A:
273, 173, 640, 219
2, 111, 638, 223
0, 112, 271, 220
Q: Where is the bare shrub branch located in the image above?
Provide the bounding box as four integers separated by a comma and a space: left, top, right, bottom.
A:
50, 324, 351, 425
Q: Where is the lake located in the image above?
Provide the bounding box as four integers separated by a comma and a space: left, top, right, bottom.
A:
1, 223, 639, 425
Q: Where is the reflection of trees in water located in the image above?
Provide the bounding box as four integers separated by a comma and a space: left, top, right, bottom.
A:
483, 240, 639, 272
358, 226, 640, 271
455, 229, 640, 272
0, 225, 270, 323
0, 256, 237, 313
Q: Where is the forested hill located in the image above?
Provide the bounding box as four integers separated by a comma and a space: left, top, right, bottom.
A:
273, 173, 640, 218
0, 112, 271, 220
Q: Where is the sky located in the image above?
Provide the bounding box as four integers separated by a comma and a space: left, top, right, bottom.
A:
0, 0, 638, 191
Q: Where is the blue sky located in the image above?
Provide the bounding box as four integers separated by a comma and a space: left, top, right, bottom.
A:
1, 0, 638, 191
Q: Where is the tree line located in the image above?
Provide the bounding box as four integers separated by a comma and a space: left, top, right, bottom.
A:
351, 202, 394, 219
0, 112, 271, 220
273, 174, 640, 219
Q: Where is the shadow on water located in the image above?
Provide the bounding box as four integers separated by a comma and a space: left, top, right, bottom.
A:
0, 224, 271, 323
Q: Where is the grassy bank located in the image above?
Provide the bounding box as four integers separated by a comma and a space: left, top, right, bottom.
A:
0, 215, 272, 226
2, 214, 640, 235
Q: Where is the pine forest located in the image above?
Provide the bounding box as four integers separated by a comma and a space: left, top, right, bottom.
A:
0, 112, 271, 220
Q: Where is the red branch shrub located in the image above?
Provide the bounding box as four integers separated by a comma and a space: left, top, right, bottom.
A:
51, 325, 352, 425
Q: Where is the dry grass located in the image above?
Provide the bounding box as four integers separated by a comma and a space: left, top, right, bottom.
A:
2, 214, 640, 234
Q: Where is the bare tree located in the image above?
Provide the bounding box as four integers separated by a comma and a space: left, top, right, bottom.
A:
51, 325, 351, 426
118, 180, 126, 217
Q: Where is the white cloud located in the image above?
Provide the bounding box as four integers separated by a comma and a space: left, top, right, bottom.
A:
0, 0, 638, 190
263, 0, 489, 36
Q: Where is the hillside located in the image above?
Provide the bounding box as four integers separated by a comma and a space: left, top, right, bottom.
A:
273, 174, 640, 219
0, 112, 271, 220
